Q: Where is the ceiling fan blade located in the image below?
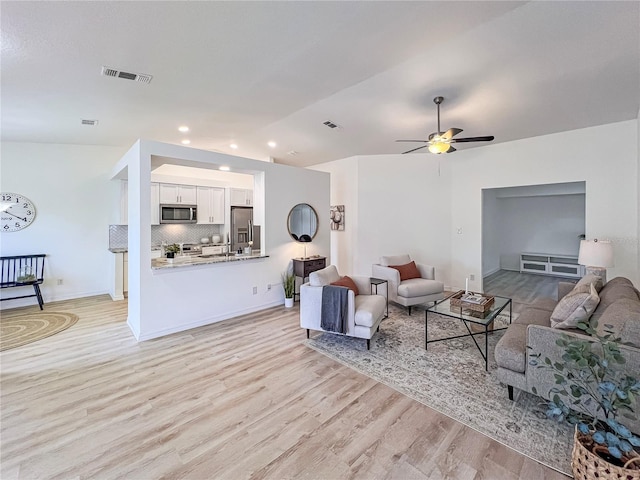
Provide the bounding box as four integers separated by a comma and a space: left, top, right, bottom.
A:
396, 140, 428, 143
450, 135, 495, 143
402, 145, 429, 154
441, 128, 463, 140
446, 145, 457, 153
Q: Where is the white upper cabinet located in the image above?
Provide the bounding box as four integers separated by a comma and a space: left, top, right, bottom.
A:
150, 183, 160, 225
230, 188, 253, 206
121, 181, 161, 225
197, 186, 225, 224
159, 183, 197, 205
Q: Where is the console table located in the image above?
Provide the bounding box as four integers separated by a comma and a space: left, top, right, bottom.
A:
292, 256, 326, 301
519, 252, 584, 279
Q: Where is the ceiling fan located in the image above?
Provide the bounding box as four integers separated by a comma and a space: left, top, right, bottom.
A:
397, 96, 494, 154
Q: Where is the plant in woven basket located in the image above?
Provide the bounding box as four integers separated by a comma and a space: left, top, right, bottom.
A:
529, 314, 640, 471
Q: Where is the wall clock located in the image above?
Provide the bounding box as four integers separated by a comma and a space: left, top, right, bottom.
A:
1, 192, 37, 232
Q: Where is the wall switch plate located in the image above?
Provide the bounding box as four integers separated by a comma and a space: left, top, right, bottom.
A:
267, 284, 272, 291
252, 286, 257, 294
57, 279, 63, 285
469, 274, 475, 281
457, 227, 463, 234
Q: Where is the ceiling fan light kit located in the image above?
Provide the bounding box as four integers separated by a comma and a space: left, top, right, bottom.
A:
397, 96, 494, 154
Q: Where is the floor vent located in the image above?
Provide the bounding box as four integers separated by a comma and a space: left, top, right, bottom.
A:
81, 119, 98, 126
101, 66, 153, 84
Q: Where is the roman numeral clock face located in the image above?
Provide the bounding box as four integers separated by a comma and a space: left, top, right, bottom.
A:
1, 193, 36, 232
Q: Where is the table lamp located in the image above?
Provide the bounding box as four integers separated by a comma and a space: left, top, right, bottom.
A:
578, 239, 614, 283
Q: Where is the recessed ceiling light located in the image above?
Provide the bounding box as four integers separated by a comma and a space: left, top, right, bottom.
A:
178, 126, 189, 133
267, 141, 277, 148
219, 166, 230, 171
230, 143, 238, 149
181, 139, 191, 145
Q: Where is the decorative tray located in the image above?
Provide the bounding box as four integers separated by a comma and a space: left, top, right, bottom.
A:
449, 290, 495, 313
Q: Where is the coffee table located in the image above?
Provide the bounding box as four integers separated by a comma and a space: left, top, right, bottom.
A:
425, 293, 512, 371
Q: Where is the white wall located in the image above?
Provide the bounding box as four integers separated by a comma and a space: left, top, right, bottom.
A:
494, 194, 585, 272
451, 120, 638, 289
310, 157, 359, 274
116, 141, 329, 341
0, 142, 127, 307
317, 120, 639, 293
482, 189, 501, 276
314, 154, 452, 286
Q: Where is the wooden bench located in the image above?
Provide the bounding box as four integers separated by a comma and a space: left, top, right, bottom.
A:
0, 254, 46, 310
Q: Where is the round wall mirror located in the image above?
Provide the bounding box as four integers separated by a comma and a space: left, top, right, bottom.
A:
287, 203, 318, 242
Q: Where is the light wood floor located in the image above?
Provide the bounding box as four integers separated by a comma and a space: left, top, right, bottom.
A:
1, 294, 568, 479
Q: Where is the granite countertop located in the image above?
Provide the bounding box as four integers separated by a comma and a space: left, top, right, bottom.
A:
151, 253, 268, 270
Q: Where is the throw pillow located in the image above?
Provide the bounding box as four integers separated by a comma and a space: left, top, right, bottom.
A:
575, 273, 604, 293
551, 282, 600, 329
331, 275, 359, 295
390, 261, 422, 281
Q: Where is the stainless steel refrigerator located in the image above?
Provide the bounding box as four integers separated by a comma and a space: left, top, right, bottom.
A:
231, 207, 259, 253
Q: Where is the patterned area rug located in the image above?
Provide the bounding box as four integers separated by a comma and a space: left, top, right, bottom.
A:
306, 304, 573, 476
0, 312, 79, 351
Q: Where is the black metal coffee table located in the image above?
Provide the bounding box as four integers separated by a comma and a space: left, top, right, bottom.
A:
425, 293, 512, 371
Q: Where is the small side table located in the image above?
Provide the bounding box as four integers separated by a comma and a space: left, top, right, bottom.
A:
370, 277, 389, 319
292, 256, 326, 301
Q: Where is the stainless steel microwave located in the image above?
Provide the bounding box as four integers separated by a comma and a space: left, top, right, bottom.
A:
160, 204, 197, 224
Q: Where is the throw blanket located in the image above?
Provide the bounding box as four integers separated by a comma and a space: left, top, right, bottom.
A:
321, 285, 349, 333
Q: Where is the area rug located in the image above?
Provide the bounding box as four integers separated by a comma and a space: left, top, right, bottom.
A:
0, 312, 79, 351
305, 304, 573, 476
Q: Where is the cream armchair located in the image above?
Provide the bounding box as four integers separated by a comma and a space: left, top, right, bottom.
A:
300, 265, 387, 349
372, 254, 444, 315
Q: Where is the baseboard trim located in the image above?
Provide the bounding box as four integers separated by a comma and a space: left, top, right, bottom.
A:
131, 300, 285, 342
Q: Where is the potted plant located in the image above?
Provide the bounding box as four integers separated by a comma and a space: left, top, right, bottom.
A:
530, 315, 640, 477
165, 243, 180, 259
282, 271, 295, 308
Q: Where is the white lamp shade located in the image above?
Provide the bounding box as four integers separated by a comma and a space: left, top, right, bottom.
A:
578, 239, 614, 268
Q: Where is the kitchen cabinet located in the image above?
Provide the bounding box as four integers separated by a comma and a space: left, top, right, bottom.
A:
230, 188, 253, 206
150, 183, 160, 225
150, 249, 162, 259
202, 245, 227, 255
120, 181, 161, 225
159, 183, 197, 205
197, 186, 225, 224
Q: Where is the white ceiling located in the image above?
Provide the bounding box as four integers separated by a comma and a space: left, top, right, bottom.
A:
2, 1, 639, 167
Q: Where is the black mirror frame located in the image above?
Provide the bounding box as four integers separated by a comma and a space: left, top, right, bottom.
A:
287, 203, 319, 242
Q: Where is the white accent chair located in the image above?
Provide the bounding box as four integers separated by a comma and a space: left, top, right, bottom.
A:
372, 254, 445, 315
300, 265, 387, 349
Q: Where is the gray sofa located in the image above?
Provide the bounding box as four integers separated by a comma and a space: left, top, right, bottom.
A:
494, 276, 640, 433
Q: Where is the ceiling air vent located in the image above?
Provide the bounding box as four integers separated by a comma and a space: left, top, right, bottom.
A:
287, 150, 298, 156
101, 66, 153, 84
323, 120, 341, 129
81, 119, 98, 126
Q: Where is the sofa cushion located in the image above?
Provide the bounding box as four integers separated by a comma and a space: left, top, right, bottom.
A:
354, 295, 386, 328
528, 297, 559, 313
576, 273, 604, 293
331, 275, 359, 296
595, 298, 640, 347
397, 278, 444, 298
390, 261, 421, 281
494, 324, 528, 373
550, 282, 600, 329
309, 265, 340, 287
514, 307, 552, 327
597, 277, 640, 312
380, 254, 411, 267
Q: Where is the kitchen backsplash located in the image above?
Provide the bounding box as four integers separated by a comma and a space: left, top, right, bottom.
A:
109, 224, 223, 249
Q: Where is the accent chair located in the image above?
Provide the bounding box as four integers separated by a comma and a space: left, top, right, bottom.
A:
372, 254, 444, 315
